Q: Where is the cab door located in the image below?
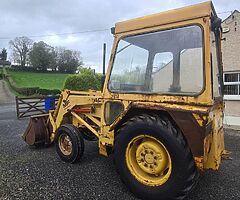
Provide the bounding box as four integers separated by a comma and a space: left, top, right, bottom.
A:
204, 20, 225, 170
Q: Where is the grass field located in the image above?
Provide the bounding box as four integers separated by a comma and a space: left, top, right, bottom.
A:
8, 70, 70, 90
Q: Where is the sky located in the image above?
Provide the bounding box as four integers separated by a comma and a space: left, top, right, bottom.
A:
0, 0, 239, 72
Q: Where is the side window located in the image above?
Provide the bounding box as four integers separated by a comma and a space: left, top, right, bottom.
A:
104, 101, 124, 125
211, 32, 221, 97
180, 48, 203, 93
109, 40, 148, 91
152, 52, 173, 92
153, 52, 173, 73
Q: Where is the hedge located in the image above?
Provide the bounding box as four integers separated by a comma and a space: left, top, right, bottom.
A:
10, 65, 37, 72
37, 88, 60, 95
3, 70, 60, 96
64, 73, 102, 91
9, 65, 72, 74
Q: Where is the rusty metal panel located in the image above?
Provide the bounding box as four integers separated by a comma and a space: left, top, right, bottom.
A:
22, 114, 49, 145
168, 111, 206, 157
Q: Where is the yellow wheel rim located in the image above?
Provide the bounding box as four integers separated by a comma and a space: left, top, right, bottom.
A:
126, 135, 172, 186
58, 133, 73, 156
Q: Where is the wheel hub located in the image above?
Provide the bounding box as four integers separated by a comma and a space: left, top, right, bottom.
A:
145, 153, 154, 164
126, 135, 172, 186
136, 140, 168, 175
59, 134, 72, 156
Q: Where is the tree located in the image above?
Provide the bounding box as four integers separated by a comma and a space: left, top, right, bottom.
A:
29, 41, 56, 71
56, 47, 83, 73
0, 48, 7, 61
9, 36, 33, 67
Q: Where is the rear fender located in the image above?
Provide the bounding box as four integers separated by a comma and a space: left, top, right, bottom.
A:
112, 105, 208, 162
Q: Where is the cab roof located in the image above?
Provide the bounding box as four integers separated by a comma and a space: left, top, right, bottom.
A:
115, 1, 216, 34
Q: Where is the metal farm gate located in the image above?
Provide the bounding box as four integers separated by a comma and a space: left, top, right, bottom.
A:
15, 96, 59, 119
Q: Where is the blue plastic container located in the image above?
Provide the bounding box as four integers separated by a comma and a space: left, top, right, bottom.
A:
45, 96, 55, 112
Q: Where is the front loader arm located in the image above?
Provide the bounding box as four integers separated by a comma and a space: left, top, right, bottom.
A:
48, 90, 103, 143
22, 89, 103, 146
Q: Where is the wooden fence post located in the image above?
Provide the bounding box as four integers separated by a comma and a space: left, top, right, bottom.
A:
15, 96, 19, 119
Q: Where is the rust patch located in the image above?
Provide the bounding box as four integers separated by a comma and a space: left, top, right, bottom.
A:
22, 114, 50, 145
194, 156, 204, 171
169, 111, 206, 157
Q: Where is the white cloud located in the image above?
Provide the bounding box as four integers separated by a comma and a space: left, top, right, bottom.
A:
0, 0, 239, 72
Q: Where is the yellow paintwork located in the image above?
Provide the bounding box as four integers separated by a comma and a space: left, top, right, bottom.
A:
115, 1, 213, 34
46, 1, 225, 171
126, 135, 172, 186
204, 104, 225, 169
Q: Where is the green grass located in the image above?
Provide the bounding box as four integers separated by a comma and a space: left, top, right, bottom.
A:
8, 70, 70, 90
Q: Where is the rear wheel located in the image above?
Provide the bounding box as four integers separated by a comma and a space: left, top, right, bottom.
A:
114, 114, 198, 200
56, 124, 84, 163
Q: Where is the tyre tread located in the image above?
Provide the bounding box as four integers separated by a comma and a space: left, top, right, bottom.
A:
115, 113, 198, 200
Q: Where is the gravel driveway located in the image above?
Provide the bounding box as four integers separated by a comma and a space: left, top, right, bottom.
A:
0, 102, 239, 200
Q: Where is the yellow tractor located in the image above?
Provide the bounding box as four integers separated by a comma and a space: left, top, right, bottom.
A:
23, 1, 226, 200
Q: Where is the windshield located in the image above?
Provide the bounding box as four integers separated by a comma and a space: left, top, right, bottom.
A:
109, 25, 204, 95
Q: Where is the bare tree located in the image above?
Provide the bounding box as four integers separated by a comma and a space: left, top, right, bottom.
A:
9, 36, 33, 67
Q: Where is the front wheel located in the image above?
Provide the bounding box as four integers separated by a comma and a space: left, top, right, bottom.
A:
56, 124, 84, 163
114, 114, 198, 200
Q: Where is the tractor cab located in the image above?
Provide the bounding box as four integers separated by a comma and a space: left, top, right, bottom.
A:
102, 1, 224, 170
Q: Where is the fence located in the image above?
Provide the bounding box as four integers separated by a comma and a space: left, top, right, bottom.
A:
16, 96, 59, 119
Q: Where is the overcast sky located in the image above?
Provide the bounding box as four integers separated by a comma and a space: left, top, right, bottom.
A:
0, 0, 239, 72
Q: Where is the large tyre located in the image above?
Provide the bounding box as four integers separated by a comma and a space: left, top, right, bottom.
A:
56, 124, 84, 163
114, 114, 198, 200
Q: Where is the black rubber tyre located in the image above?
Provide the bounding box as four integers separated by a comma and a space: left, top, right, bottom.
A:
56, 124, 84, 163
114, 114, 198, 200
